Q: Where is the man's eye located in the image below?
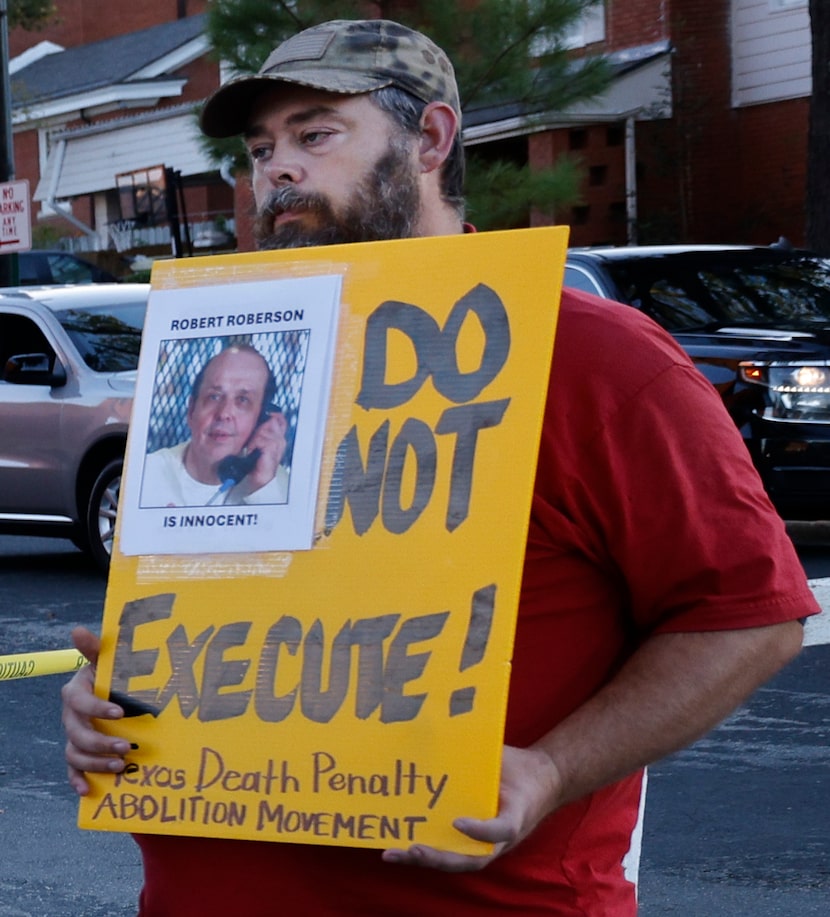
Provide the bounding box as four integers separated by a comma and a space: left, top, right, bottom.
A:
301, 130, 332, 145
248, 145, 271, 162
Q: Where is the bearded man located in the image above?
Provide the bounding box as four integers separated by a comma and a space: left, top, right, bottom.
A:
61, 19, 818, 917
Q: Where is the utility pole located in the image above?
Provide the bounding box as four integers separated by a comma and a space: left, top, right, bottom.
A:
0, 0, 18, 285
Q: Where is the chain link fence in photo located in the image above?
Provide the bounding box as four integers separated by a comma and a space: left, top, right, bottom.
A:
145, 330, 310, 472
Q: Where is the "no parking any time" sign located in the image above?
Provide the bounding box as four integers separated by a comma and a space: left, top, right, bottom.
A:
0, 179, 32, 253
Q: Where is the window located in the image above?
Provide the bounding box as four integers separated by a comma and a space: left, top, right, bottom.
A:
606, 125, 624, 147
569, 129, 588, 151
47, 253, 100, 284
530, 1, 606, 56
0, 314, 54, 382
561, 1, 606, 49
609, 202, 627, 224
564, 265, 602, 294
589, 165, 608, 186
116, 165, 168, 228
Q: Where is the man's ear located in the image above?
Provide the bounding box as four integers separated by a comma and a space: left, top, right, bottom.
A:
418, 101, 459, 174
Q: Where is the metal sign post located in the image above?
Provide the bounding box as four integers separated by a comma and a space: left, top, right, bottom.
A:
0, 0, 19, 285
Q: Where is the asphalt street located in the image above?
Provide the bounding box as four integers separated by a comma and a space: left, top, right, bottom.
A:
1, 532, 828, 915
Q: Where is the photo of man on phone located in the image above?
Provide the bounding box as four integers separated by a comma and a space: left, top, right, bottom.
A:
140, 342, 290, 508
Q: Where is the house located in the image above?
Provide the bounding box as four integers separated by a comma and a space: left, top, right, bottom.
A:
7, 1, 814, 255
517, 0, 811, 246
9, 3, 232, 259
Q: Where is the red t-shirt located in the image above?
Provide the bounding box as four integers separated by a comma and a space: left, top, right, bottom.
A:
134, 289, 817, 916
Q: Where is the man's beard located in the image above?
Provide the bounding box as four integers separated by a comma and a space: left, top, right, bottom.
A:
253, 137, 420, 250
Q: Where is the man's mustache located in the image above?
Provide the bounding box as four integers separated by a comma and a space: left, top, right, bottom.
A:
257, 186, 327, 219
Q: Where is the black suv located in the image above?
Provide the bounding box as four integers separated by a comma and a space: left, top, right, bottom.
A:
564, 244, 830, 520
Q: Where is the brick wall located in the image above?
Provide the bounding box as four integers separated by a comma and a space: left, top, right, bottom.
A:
528, 124, 632, 247
13, 129, 40, 218
668, 1, 740, 240
527, 1, 751, 246
733, 99, 809, 246
592, 0, 809, 245
9, 1, 812, 250
9, 0, 209, 55
607, 0, 671, 49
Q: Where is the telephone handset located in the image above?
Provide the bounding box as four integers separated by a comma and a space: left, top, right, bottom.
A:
216, 448, 262, 486
215, 403, 280, 489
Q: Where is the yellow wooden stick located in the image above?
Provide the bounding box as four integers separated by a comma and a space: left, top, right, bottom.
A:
0, 648, 87, 680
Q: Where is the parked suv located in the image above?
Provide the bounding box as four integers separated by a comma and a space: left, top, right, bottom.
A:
564, 244, 830, 520
0, 283, 148, 571
16, 250, 119, 285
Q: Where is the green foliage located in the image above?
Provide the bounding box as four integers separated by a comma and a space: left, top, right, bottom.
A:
204, 0, 611, 229
465, 153, 584, 231
8, 0, 56, 31
30, 221, 63, 249
123, 268, 152, 283
206, 0, 366, 72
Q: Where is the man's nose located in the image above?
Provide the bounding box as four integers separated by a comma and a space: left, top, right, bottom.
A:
263, 145, 302, 185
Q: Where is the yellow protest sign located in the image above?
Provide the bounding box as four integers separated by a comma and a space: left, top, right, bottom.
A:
78, 227, 568, 855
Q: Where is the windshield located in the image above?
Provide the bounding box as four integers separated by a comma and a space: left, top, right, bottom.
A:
55, 300, 146, 372
605, 253, 830, 332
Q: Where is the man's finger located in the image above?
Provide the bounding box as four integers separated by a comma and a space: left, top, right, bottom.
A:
381, 844, 497, 873
71, 626, 101, 666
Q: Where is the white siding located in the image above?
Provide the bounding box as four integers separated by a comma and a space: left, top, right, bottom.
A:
34, 109, 213, 201
731, 0, 811, 107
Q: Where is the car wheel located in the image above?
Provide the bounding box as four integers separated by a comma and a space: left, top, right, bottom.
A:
84, 458, 122, 574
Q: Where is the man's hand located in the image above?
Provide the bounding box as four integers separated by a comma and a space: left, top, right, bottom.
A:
381, 744, 561, 872
236, 412, 288, 496
61, 627, 130, 796
381, 621, 804, 873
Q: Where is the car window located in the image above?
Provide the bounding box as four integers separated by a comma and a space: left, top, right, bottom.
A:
0, 313, 55, 382
648, 279, 716, 329
564, 265, 603, 295
47, 253, 101, 284
55, 300, 146, 373
605, 254, 830, 332
17, 253, 46, 285
14, 252, 118, 286
700, 262, 830, 325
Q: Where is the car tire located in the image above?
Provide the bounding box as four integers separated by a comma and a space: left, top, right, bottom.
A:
84, 458, 122, 574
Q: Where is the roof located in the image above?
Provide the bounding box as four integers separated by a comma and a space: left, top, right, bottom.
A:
463, 41, 673, 143
11, 13, 207, 107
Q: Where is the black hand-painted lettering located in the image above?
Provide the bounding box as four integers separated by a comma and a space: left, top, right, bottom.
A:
381, 612, 449, 723
435, 399, 510, 531
111, 594, 176, 706
255, 616, 302, 723
199, 622, 253, 722
380, 418, 437, 534
357, 301, 441, 410
432, 284, 510, 403
156, 624, 215, 718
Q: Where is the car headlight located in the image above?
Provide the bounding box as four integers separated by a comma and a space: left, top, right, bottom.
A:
740, 362, 830, 422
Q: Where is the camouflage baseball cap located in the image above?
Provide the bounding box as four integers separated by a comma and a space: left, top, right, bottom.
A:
200, 19, 460, 138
